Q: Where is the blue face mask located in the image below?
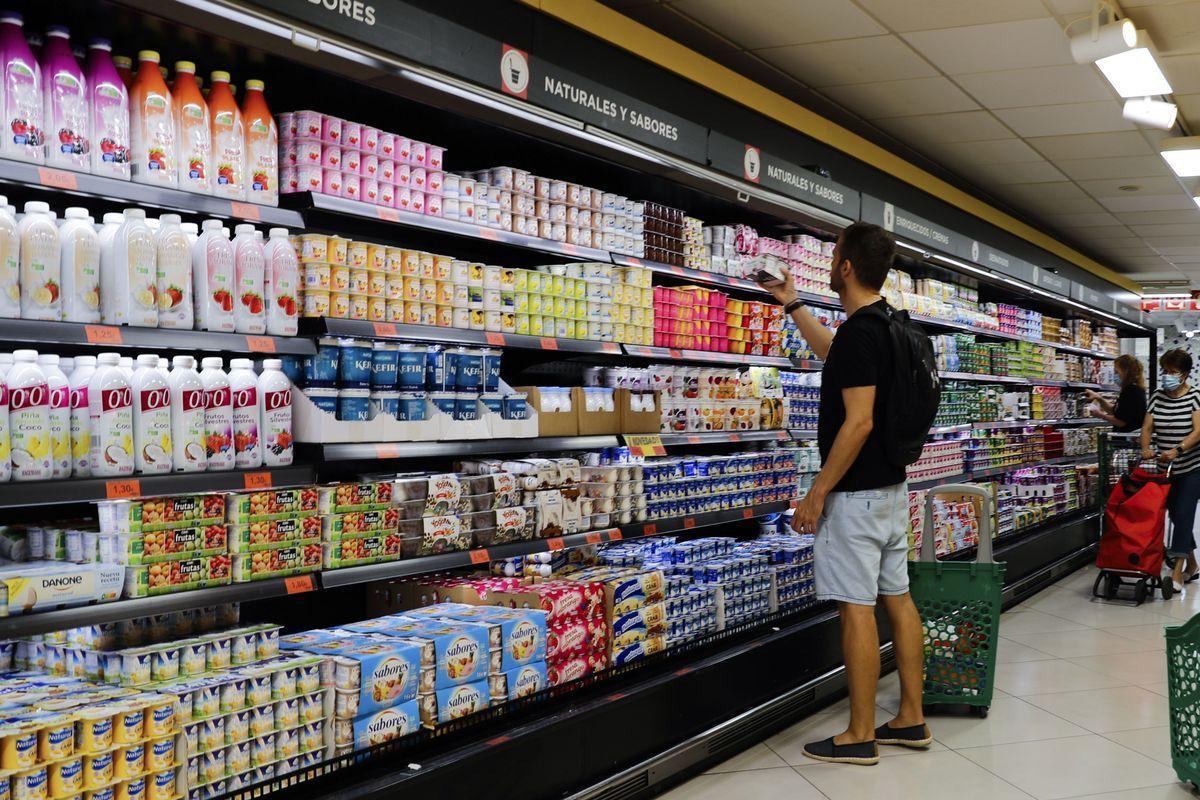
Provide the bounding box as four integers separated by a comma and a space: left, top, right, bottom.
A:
1164, 374, 1183, 391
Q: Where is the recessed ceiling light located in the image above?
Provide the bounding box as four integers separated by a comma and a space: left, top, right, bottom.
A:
1162, 136, 1200, 177
1096, 32, 1172, 97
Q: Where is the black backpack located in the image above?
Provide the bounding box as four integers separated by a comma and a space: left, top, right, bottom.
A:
863, 303, 941, 467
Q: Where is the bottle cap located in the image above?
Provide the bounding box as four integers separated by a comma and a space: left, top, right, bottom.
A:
245, 79, 264, 91
97, 353, 120, 366
172, 355, 194, 369
262, 359, 282, 370
22, 201, 49, 214
210, 70, 230, 83
137, 50, 160, 63
36, 353, 58, 366
159, 213, 181, 226
201, 357, 224, 370
136, 354, 159, 368
13, 350, 37, 362
174, 61, 195, 73
64, 207, 89, 220
230, 359, 253, 370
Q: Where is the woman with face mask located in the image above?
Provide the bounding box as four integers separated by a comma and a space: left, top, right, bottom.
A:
1142, 348, 1200, 591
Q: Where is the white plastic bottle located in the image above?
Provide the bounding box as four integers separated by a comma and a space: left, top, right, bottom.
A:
87, 351, 132, 476
193, 219, 234, 332
154, 213, 192, 329
37, 353, 69, 478
118, 355, 133, 378
68, 354, 95, 476
180, 221, 198, 245
0, 353, 10, 482
18, 201, 61, 321
102, 208, 156, 327
58, 207, 100, 323
169, 354, 206, 472
262, 227, 298, 336
232, 224, 264, 334
200, 357, 233, 471
0, 196, 20, 317
8, 349, 50, 481
258, 359, 292, 466
228, 357, 260, 468
130, 353, 171, 473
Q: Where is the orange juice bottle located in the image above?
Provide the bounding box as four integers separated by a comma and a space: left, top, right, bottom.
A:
113, 54, 133, 88
129, 50, 176, 186
208, 71, 243, 200
172, 61, 211, 194
241, 79, 277, 206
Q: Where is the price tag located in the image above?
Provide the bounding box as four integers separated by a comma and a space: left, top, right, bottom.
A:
373, 322, 398, 336
284, 574, 315, 594
375, 444, 401, 459
561, 243, 579, 255
486, 735, 511, 747
607, 692, 627, 702
668, 348, 683, 359
627, 257, 643, 266
623, 434, 665, 457
642, 523, 657, 536
607, 530, 623, 541
669, 266, 686, 276
245, 336, 276, 353
539, 338, 559, 351
85, 325, 123, 345
728, 433, 742, 442
674, 666, 693, 677
243, 472, 272, 489
789, 499, 798, 509
230, 201, 261, 221
486, 332, 506, 346
469, 548, 491, 564
376, 207, 400, 223
105, 479, 140, 499
686, 435, 702, 444
742, 507, 754, 519
477, 227, 499, 241
601, 342, 621, 354
585, 532, 603, 544
545, 537, 565, 551
683, 517, 696, 529
38, 167, 78, 190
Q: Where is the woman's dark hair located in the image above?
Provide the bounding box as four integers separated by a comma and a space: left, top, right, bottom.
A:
1114, 354, 1145, 389
1161, 348, 1193, 375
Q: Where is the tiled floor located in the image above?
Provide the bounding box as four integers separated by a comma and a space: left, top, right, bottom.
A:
657, 566, 1200, 800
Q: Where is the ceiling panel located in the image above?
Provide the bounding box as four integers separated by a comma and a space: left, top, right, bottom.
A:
1124, 3, 1200, 56
1100, 194, 1199, 213
851, 0, 1049, 32
874, 110, 1012, 143
753, 36, 936, 88
934, 138, 1045, 166
1025, 131, 1158, 161
1050, 225, 1140, 240
994, 101, 1134, 138
1131, 224, 1200, 237
1043, 212, 1122, 227
1160, 54, 1200, 94
668, 0, 884, 49
954, 64, 1112, 109
900, 19, 1075, 74
1077, 176, 1187, 197
826, 77, 979, 119
1117, 210, 1200, 225
1055, 155, 1174, 181
960, 160, 1066, 185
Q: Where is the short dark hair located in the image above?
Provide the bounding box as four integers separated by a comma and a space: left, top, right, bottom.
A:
1161, 348, 1193, 375
836, 222, 895, 290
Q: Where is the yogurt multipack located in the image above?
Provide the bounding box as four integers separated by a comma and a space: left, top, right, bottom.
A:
402, 604, 547, 671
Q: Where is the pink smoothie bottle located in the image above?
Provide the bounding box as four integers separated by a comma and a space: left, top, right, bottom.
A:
85, 38, 130, 179
40, 25, 89, 171
0, 12, 44, 163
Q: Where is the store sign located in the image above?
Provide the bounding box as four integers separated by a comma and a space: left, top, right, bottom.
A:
1072, 283, 1105, 309
510, 53, 708, 163
707, 132, 860, 218
971, 241, 1035, 283
861, 196, 968, 256
1032, 267, 1071, 296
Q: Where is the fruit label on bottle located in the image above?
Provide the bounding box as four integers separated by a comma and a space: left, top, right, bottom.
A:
4, 57, 44, 162
156, 232, 192, 328
10, 381, 50, 480
236, 245, 265, 334
262, 387, 292, 466
176, 387, 206, 468
70, 384, 89, 476
91, 81, 130, 177
0, 382, 10, 482
68, 232, 101, 322
245, 118, 277, 204
135, 385, 172, 473
48, 70, 89, 169
232, 384, 260, 467
202, 236, 235, 332
128, 230, 158, 323
47, 382, 70, 476
179, 100, 210, 192
267, 247, 298, 336
0, 222, 19, 317
212, 110, 244, 196
92, 385, 133, 476
204, 384, 234, 469
134, 92, 176, 184
20, 221, 61, 321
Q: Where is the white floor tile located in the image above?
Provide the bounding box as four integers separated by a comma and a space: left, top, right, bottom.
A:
1061, 785, 1197, 800
999, 609, 1090, 635
657, 767, 827, 800
996, 637, 1059, 664
1021, 686, 1169, 734
930, 696, 1089, 749
703, 743, 789, 774
1066, 650, 1168, 685
1105, 726, 1173, 766
1142, 682, 1170, 697
797, 749, 1032, 800
995, 658, 1129, 696
957, 734, 1177, 799
1107, 622, 1174, 651
1005, 628, 1161, 659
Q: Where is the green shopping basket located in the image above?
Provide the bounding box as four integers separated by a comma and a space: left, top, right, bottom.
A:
1165, 614, 1200, 788
909, 484, 1006, 718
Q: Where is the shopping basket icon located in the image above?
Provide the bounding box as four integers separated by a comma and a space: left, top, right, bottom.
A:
909, 485, 1005, 718
1166, 614, 1200, 789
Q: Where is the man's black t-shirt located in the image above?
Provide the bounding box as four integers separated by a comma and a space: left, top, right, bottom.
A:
817, 299, 906, 492
1112, 385, 1146, 432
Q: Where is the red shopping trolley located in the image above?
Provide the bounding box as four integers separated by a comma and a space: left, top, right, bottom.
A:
1093, 460, 1172, 603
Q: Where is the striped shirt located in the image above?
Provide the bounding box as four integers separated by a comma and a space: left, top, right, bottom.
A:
1149, 387, 1200, 474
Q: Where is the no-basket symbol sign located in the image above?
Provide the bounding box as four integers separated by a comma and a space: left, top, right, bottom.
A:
743, 145, 761, 183
500, 45, 529, 99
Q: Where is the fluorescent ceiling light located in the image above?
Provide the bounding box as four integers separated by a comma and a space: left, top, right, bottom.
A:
1161, 136, 1200, 177
1194, 195, 1200, 209
1069, 17, 1137, 63
1095, 32, 1171, 97
1123, 98, 1177, 129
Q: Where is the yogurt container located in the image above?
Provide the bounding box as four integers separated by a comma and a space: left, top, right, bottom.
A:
303, 387, 338, 415
429, 391, 456, 416
397, 392, 426, 422
370, 391, 400, 420
338, 389, 371, 422
337, 338, 373, 388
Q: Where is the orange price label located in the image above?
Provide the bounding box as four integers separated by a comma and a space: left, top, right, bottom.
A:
469, 548, 491, 564
545, 537, 565, 551
284, 574, 315, 594
686, 435, 701, 444
243, 472, 272, 489
38, 167, 78, 190
373, 322, 398, 336
478, 227, 499, 241
607, 530, 623, 541
376, 207, 400, 223
642, 523, 657, 536
486, 735, 512, 747
84, 325, 123, 345
230, 201, 261, 221
375, 444, 401, 459
683, 517, 696, 529
601, 342, 621, 354
668, 348, 683, 359
562, 243, 578, 255
105, 479, 141, 499
245, 336, 276, 353
728, 433, 742, 442
585, 532, 603, 544
539, 337, 559, 350
486, 332, 506, 346
790, 499, 798, 509
742, 507, 754, 519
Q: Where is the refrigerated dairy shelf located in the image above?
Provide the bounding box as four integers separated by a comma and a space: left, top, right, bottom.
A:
302, 318, 624, 355
298, 435, 623, 462
914, 314, 1117, 360
908, 451, 1098, 490
623, 344, 798, 369
658, 430, 791, 446
0, 157, 303, 226
0, 318, 317, 355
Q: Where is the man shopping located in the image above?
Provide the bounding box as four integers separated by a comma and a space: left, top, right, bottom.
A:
760, 222, 932, 766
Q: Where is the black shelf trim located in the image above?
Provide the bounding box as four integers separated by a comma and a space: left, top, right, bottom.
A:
0, 318, 315, 355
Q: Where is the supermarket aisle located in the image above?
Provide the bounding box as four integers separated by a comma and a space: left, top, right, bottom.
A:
659, 567, 1192, 800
